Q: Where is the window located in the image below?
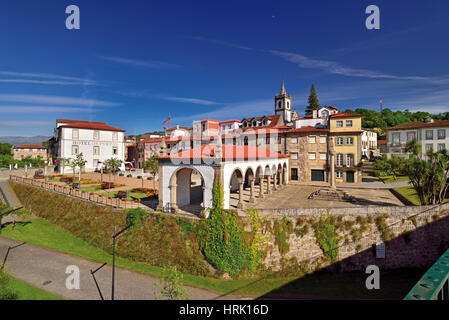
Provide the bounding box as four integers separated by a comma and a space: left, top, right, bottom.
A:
336, 154, 344, 167
308, 136, 316, 144
426, 144, 433, 152
346, 120, 353, 127
112, 132, 118, 141
336, 137, 344, 145
94, 130, 100, 140
72, 145, 79, 155
266, 136, 270, 145
336, 171, 343, 179
291, 152, 298, 160
290, 137, 298, 144
407, 132, 416, 142
72, 129, 79, 140
426, 130, 434, 140
308, 152, 316, 160
336, 121, 343, 128
113, 147, 118, 155
93, 146, 100, 155
438, 129, 446, 140
346, 137, 354, 145
346, 154, 354, 167
321, 110, 329, 118
277, 136, 281, 144
287, 102, 290, 109
202, 123, 206, 131
278, 101, 282, 109
319, 136, 326, 144
438, 143, 446, 151
252, 120, 257, 127
319, 152, 327, 160
392, 133, 400, 146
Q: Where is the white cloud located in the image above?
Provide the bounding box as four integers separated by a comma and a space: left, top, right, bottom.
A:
98, 55, 177, 69
0, 94, 120, 107
160, 96, 219, 105
0, 106, 97, 113
0, 71, 98, 86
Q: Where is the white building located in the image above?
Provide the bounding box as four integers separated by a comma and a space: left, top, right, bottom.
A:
385, 119, 449, 158
361, 129, 378, 157
49, 119, 126, 173
293, 106, 339, 129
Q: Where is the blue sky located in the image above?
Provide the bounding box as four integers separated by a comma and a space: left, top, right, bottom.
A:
0, 0, 448, 136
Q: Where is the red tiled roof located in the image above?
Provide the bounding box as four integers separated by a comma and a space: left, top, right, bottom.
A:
59, 122, 125, 132
329, 113, 361, 118
241, 115, 281, 128
384, 120, 449, 130
57, 119, 106, 125
15, 144, 47, 149
220, 119, 241, 124
158, 144, 289, 161
165, 126, 192, 131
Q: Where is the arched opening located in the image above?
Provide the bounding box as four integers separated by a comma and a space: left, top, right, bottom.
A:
229, 168, 244, 209
169, 167, 205, 215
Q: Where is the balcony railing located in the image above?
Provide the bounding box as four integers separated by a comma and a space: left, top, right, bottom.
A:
404, 248, 449, 300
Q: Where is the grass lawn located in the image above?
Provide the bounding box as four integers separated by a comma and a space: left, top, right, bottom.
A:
6, 276, 63, 300
0, 217, 423, 299
380, 175, 409, 184
100, 189, 150, 200
80, 184, 102, 192
395, 185, 449, 206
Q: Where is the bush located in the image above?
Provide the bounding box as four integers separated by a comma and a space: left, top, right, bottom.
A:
0, 269, 18, 300
313, 209, 339, 262
60, 176, 74, 183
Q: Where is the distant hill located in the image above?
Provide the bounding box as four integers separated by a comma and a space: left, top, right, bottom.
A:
0, 136, 51, 146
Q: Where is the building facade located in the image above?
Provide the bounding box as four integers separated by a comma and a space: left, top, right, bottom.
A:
12, 144, 48, 161
49, 119, 126, 173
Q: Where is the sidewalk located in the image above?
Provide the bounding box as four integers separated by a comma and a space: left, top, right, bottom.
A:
0, 237, 249, 300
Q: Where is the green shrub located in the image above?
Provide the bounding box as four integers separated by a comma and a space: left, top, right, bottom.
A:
313, 209, 339, 262
375, 215, 393, 242
0, 268, 18, 300
273, 218, 293, 255
126, 207, 150, 228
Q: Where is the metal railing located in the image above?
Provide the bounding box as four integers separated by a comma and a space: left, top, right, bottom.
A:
404, 248, 449, 300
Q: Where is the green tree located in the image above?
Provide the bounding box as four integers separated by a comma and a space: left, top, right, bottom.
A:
72, 153, 88, 182
405, 139, 422, 158
103, 157, 123, 182
305, 84, 320, 115
0, 143, 12, 156
145, 152, 159, 191
153, 265, 189, 300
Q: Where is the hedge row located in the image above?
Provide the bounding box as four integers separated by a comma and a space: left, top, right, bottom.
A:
9, 181, 210, 276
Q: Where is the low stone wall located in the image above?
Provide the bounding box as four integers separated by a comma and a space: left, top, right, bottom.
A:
80, 172, 158, 190
260, 203, 449, 273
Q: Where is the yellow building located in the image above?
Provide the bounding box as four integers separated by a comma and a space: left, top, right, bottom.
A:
328, 113, 362, 183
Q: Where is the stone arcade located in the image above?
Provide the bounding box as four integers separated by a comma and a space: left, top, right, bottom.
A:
156, 138, 289, 214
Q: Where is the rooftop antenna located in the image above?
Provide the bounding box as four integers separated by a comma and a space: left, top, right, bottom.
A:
380, 97, 383, 112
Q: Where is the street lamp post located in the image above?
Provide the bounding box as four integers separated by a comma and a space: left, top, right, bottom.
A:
111, 223, 133, 300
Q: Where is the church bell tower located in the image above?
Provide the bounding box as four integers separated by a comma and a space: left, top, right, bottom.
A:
274, 81, 292, 124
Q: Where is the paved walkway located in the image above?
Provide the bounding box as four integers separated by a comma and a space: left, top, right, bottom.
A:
0, 178, 22, 208
0, 237, 249, 300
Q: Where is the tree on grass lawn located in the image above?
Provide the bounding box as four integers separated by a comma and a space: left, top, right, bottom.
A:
145, 153, 159, 192
305, 84, 320, 116
402, 149, 449, 205
72, 153, 87, 183
0, 202, 29, 235
103, 157, 123, 182
374, 155, 405, 180
153, 265, 189, 300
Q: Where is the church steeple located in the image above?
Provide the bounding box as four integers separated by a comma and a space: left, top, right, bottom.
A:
274, 81, 292, 124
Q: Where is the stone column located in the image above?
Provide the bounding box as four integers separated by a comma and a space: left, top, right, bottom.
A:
330, 153, 336, 189
249, 178, 255, 203
169, 182, 178, 213
259, 177, 265, 198
267, 175, 272, 194
237, 182, 244, 209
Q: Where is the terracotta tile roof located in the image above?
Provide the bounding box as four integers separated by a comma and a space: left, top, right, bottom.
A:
384, 120, 449, 130
241, 115, 281, 128
158, 144, 289, 161
165, 126, 192, 131
57, 119, 106, 125
59, 121, 125, 132
15, 144, 47, 149
220, 119, 241, 124
330, 113, 361, 118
